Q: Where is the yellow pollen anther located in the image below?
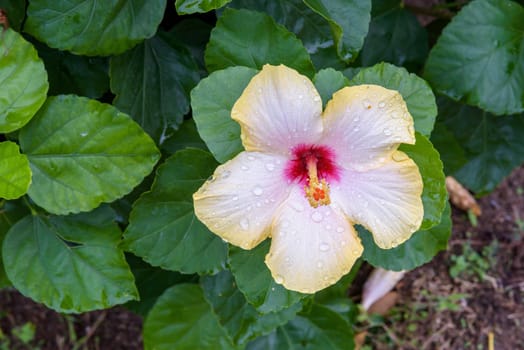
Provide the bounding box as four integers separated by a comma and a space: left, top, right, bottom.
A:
304, 157, 331, 208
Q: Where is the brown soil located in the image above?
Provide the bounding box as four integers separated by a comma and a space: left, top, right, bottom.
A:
1, 167, 523, 350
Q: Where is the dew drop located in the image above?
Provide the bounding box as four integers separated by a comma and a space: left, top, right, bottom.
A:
378, 101, 386, 108
282, 220, 290, 228
232, 196, 239, 201
336, 226, 344, 233
298, 94, 304, 99
319, 242, 330, 252
221, 170, 231, 179
353, 126, 360, 132
252, 186, 263, 196
80, 131, 88, 137
311, 211, 323, 223
352, 249, 360, 256
265, 163, 275, 171
241, 165, 249, 171
362, 99, 372, 109
291, 202, 304, 212
353, 116, 360, 122
313, 95, 321, 102
317, 261, 324, 269
383, 128, 392, 136
325, 224, 332, 230
247, 155, 256, 161
271, 287, 275, 291
274, 275, 284, 284
341, 240, 347, 246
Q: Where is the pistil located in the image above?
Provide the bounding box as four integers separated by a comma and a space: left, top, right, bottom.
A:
305, 156, 331, 208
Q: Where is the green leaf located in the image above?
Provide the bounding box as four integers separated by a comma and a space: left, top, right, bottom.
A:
313, 68, 349, 108
0, 0, 25, 30
201, 270, 302, 345
143, 284, 235, 350
225, 0, 336, 69
400, 133, 446, 231
19, 95, 160, 215
247, 304, 355, 350
160, 118, 208, 155
176, 0, 232, 14
431, 97, 524, 195
26, 0, 167, 56
0, 142, 31, 200
303, 0, 371, 62
110, 32, 200, 142
2, 206, 138, 313
0, 28, 48, 133
351, 62, 437, 137
424, 0, 524, 115
205, 8, 315, 77
125, 254, 194, 317
31, 39, 109, 99
168, 19, 213, 75
123, 149, 227, 274
360, 1, 428, 70
229, 241, 304, 314
191, 66, 256, 163
0, 200, 30, 288
360, 202, 451, 271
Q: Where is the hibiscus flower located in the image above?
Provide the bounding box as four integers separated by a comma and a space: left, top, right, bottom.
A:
193, 64, 423, 293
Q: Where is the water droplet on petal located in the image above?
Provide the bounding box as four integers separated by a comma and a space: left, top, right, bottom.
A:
298, 94, 304, 99
341, 240, 347, 246
311, 211, 323, 223
265, 163, 275, 171
247, 155, 256, 161
239, 218, 249, 230
241, 165, 249, 171
383, 128, 392, 136
325, 224, 332, 230
319, 242, 330, 251
378, 102, 386, 108
353, 126, 360, 132
313, 95, 321, 102
221, 170, 231, 178
353, 116, 360, 122
291, 202, 304, 212
336, 226, 344, 233
352, 249, 360, 256
232, 196, 239, 201
362, 99, 372, 109
317, 261, 324, 268
252, 186, 263, 196
282, 220, 290, 228
274, 275, 284, 284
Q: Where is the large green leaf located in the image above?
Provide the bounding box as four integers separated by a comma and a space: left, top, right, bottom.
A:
2, 206, 138, 313
303, 0, 371, 63
123, 149, 227, 274
229, 241, 304, 314
0, 200, 30, 288
25, 0, 166, 56
191, 66, 256, 163
350, 62, 437, 137
360, 0, 428, 70
176, 0, 231, 14
431, 97, 524, 195
143, 284, 235, 350
31, 39, 109, 99
0, 142, 31, 200
110, 32, 200, 142
360, 202, 451, 271
424, 0, 524, 115
205, 8, 315, 77
0, 28, 48, 133
400, 133, 446, 231
19, 95, 160, 215
160, 118, 208, 155
313, 68, 349, 108
247, 304, 355, 350
125, 254, 194, 316
168, 19, 213, 75
201, 270, 302, 346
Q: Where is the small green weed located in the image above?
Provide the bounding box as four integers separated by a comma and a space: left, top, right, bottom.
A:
449, 238, 498, 281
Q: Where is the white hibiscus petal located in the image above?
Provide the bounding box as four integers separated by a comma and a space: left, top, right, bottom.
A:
265, 188, 363, 294
232, 64, 323, 155
322, 85, 416, 171
331, 151, 424, 249
193, 152, 290, 249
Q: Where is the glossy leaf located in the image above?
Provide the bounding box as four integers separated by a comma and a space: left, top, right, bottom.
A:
400, 133, 446, 231
247, 304, 354, 350
123, 149, 227, 274
191, 66, 256, 163
176, 0, 231, 14
19, 95, 160, 215
360, 1, 428, 70
313, 68, 349, 107
25, 0, 167, 56
0, 28, 48, 133
424, 0, 524, 115
201, 270, 302, 345
110, 33, 200, 142
229, 241, 304, 314
143, 284, 235, 350
205, 8, 315, 77
431, 97, 524, 195
351, 62, 437, 137
361, 203, 451, 271
125, 254, 194, 316
0, 200, 30, 288
160, 118, 208, 155
303, 0, 371, 62
168, 19, 213, 75
0, 142, 31, 200
32, 39, 109, 99
2, 207, 138, 313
